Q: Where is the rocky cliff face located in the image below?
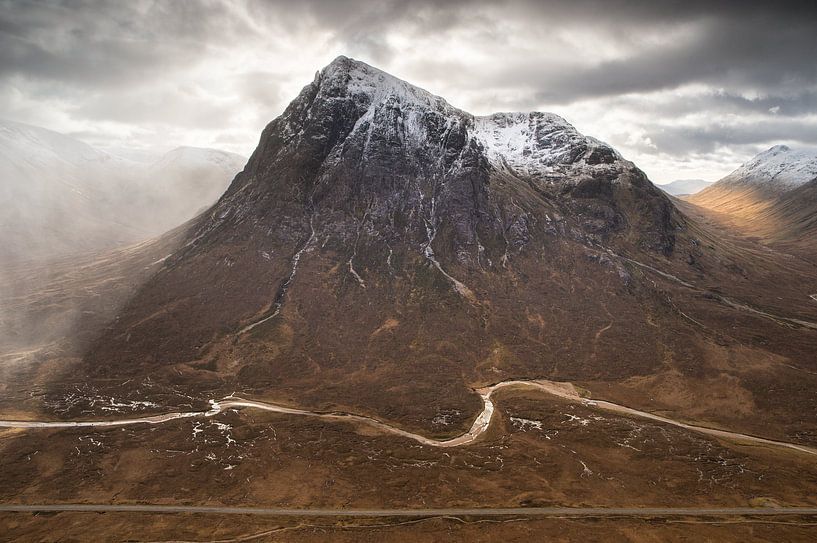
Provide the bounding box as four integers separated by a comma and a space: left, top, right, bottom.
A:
83, 57, 698, 426
186, 56, 677, 267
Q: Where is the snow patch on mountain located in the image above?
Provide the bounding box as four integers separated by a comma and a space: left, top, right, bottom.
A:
320, 56, 625, 185
324, 56, 462, 117
472, 112, 621, 181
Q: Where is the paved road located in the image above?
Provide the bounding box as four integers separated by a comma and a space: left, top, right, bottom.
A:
1, 504, 817, 517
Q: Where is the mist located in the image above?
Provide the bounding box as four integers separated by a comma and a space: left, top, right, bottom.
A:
0, 118, 245, 360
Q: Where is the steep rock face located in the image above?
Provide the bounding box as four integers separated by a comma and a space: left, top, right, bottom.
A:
191, 56, 676, 266
84, 57, 694, 426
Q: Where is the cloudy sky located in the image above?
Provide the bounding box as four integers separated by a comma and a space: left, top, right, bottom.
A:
2, 0, 817, 182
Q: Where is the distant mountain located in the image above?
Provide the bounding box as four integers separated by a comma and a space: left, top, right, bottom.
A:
687, 145, 817, 255
0, 120, 245, 263
138, 146, 247, 230
718, 145, 817, 190
657, 179, 712, 196
689, 145, 817, 214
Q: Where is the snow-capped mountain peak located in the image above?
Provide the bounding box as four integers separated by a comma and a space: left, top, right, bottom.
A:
320, 55, 468, 122
723, 145, 817, 190
280, 57, 625, 187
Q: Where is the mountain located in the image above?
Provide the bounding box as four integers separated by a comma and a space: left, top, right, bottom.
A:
80, 56, 765, 428
688, 145, 817, 214
718, 145, 817, 190
657, 178, 712, 196
0, 119, 246, 263
687, 145, 817, 254
0, 119, 139, 261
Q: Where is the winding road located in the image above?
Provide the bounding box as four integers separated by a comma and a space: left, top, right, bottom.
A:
1, 379, 816, 457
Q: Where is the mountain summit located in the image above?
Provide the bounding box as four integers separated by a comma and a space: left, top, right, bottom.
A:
716, 144, 817, 191
84, 57, 700, 425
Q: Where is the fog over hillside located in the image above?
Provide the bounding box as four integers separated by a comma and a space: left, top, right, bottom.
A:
0, 119, 246, 363
0, 119, 246, 264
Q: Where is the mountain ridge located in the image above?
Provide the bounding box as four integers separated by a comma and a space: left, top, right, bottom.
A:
715, 145, 817, 191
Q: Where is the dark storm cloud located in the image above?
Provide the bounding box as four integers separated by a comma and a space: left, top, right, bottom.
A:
4, 1, 816, 93
2, 0, 816, 179
584, 90, 817, 120
643, 118, 817, 156
654, 91, 817, 119
0, 0, 257, 87
453, 2, 817, 103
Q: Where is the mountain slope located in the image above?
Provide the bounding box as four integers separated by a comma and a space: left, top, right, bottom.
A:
79, 57, 817, 440
761, 177, 817, 239
0, 120, 246, 263
687, 146, 817, 254
658, 179, 712, 196
688, 145, 817, 216
745, 177, 817, 258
